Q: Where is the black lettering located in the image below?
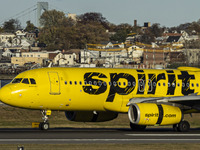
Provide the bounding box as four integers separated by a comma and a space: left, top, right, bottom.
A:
83, 72, 107, 95
148, 73, 166, 94
137, 70, 146, 94
166, 70, 176, 95
178, 71, 195, 95
106, 73, 136, 102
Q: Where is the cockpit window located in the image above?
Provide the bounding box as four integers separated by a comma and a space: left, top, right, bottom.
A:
22, 78, 29, 84
30, 78, 36, 84
12, 78, 23, 83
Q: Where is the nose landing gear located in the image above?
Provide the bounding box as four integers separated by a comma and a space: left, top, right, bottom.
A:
40, 110, 51, 130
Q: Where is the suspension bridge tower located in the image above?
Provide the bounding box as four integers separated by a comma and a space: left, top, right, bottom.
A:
37, 2, 48, 27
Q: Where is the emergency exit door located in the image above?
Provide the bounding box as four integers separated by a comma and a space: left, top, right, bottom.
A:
48, 72, 60, 95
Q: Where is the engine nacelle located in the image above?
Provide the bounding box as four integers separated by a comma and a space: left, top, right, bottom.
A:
65, 111, 118, 122
128, 103, 182, 126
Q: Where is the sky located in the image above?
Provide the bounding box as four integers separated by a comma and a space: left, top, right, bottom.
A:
0, 0, 200, 28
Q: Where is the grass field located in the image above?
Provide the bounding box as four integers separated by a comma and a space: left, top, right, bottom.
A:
0, 105, 200, 129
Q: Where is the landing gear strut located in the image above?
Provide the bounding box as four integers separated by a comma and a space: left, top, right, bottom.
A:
40, 110, 51, 130
173, 120, 190, 132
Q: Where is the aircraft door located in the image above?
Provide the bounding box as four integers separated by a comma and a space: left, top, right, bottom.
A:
48, 72, 61, 95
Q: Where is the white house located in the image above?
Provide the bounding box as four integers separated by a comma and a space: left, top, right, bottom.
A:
54, 52, 76, 66
2, 49, 15, 57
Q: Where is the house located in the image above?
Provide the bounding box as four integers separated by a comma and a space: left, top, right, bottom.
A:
11, 51, 60, 66
143, 49, 165, 68
166, 36, 184, 43
11, 57, 43, 66
184, 49, 200, 66
0, 33, 15, 43
165, 51, 186, 65
54, 52, 77, 66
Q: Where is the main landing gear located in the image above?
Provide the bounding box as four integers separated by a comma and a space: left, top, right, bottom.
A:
173, 120, 190, 132
40, 110, 51, 130
130, 120, 190, 132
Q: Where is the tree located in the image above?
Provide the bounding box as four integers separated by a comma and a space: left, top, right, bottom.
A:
150, 23, 163, 37
25, 21, 36, 32
0, 27, 3, 33
39, 10, 109, 50
39, 9, 67, 28
75, 22, 109, 48
110, 23, 134, 42
140, 30, 155, 44
78, 12, 109, 29
3, 19, 21, 33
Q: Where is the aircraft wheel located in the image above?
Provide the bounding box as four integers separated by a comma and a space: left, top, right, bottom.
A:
178, 121, 190, 132
130, 122, 146, 131
40, 122, 49, 130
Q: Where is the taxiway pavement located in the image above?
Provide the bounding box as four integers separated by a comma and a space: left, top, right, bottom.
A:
0, 128, 200, 144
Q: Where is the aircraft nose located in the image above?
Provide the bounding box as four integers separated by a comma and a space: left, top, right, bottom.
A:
0, 86, 11, 104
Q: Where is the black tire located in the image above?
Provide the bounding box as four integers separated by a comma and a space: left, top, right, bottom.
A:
40, 122, 49, 130
178, 121, 190, 132
130, 122, 146, 131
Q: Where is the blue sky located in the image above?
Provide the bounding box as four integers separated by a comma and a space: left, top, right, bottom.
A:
0, 0, 200, 27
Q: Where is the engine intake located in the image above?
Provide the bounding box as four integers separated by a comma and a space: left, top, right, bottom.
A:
65, 111, 118, 122
128, 103, 182, 126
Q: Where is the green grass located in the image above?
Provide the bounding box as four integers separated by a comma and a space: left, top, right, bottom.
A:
0, 105, 200, 129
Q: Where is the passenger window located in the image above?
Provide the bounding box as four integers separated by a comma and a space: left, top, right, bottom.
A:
172, 83, 175, 87
168, 83, 171, 87
182, 83, 185, 87
65, 81, 67, 85
103, 82, 107, 86
74, 81, 77, 85
22, 78, 29, 84
70, 81, 72, 85
30, 78, 36, 84
138, 79, 145, 92
12, 78, 23, 83
79, 81, 82, 85
148, 79, 152, 92
197, 83, 199, 87
98, 81, 102, 86
118, 82, 121, 86
192, 83, 194, 87
186, 83, 190, 87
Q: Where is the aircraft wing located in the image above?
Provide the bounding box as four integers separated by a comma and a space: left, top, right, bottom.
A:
127, 93, 200, 110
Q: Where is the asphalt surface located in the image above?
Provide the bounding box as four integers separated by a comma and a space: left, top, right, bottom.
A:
1, 127, 200, 144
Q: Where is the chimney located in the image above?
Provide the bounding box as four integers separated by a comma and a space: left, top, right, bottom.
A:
134, 20, 137, 27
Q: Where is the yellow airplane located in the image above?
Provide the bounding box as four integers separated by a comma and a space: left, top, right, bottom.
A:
0, 66, 200, 131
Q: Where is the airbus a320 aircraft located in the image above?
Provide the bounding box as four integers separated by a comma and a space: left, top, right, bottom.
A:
0, 66, 200, 131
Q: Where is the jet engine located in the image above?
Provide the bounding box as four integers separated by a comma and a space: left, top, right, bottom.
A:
128, 103, 182, 126
65, 111, 118, 122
